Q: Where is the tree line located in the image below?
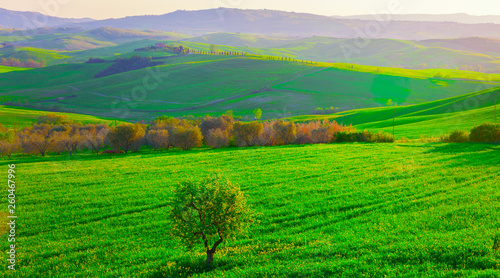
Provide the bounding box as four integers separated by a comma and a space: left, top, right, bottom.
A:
0, 112, 398, 159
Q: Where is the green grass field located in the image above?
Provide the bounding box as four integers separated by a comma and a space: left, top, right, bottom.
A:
1, 143, 499, 277
0, 65, 29, 73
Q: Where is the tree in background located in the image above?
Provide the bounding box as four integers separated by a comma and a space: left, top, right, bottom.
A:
210, 44, 218, 54
200, 114, 234, 140
205, 128, 230, 149
52, 125, 84, 155
169, 175, 253, 267
253, 108, 263, 120
146, 129, 169, 151
0, 141, 18, 159
80, 124, 109, 155
273, 120, 297, 145
18, 125, 54, 157
108, 123, 145, 153
232, 122, 263, 147
171, 126, 203, 151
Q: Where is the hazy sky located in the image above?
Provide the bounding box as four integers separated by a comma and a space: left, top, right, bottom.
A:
1, 0, 500, 20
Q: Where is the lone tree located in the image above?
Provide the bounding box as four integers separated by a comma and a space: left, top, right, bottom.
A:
253, 108, 263, 120
169, 176, 253, 267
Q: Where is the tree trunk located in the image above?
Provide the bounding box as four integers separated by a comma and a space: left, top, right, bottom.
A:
206, 250, 215, 267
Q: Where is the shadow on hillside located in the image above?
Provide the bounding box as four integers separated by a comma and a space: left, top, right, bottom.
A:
0, 144, 314, 167
425, 143, 500, 167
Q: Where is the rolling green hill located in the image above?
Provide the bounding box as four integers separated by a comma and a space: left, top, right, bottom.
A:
289, 86, 500, 139
0, 65, 29, 73
0, 46, 71, 66
1, 54, 498, 121
0, 105, 124, 127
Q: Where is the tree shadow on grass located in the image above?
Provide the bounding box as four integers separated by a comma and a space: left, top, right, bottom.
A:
0, 144, 314, 167
424, 143, 500, 167
149, 256, 234, 278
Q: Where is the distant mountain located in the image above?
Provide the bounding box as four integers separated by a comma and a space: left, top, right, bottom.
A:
58, 8, 500, 40
418, 37, 500, 55
0, 27, 191, 50
335, 13, 500, 25
0, 8, 94, 30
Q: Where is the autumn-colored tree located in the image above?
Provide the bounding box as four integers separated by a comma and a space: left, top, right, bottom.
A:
171, 126, 203, 151
169, 175, 253, 267
80, 124, 109, 154
21, 125, 53, 156
258, 121, 277, 146
107, 123, 146, 153
232, 122, 263, 147
52, 126, 84, 155
311, 126, 335, 144
200, 115, 234, 139
296, 121, 321, 144
205, 128, 230, 149
146, 129, 169, 151
0, 140, 18, 159
273, 120, 297, 145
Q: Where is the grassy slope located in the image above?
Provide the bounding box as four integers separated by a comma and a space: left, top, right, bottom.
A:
2, 53, 499, 121
0, 105, 125, 127
289, 86, 500, 139
1, 143, 499, 277
0, 65, 29, 73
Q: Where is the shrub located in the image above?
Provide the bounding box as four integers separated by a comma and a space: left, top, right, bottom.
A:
205, 128, 230, 149
171, 126, 203, 151
232, 122, 263, 147
470, 123, 500, 143
273, 120, 297, 145
37, 114, 71, 125
396, 137, 410, 143
335, 131, 358, 143
444, 130, 470, 143
311, 126, 334, 144
420, 136, 441, 143
146, 129, 169, 151
334, 130, 393, 143
373, 131, 395, 143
